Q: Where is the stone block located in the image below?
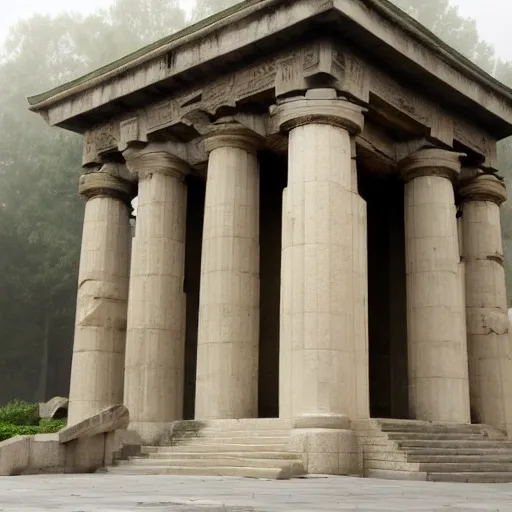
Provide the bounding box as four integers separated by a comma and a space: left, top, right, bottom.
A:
0, 436, 31, 476
104, 429, 142, 466
38, 397, 68, 420
288, 428, 359, 476
28, 434, 66, 473
65, 436, 106, 473
58, 405, 129, 444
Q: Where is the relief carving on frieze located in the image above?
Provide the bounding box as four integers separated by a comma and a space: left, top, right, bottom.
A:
82, 121, 119, 166
94, 120, 119, 153
82, 39, 373, 164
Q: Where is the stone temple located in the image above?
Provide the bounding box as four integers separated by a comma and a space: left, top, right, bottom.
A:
27, 0, 512, 481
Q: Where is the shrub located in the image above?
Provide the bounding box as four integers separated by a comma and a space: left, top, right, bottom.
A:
38, 418, 66, 431
0, 418, 66, 442
0, 400, 39, 426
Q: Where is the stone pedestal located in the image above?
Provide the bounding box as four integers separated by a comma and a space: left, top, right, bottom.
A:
195, 124, 261, 420
272, 89, 367, 475
68, 164, 133, 425
402, 148, 470, 423
459, 173, 512, 433
123, 149, 189, 444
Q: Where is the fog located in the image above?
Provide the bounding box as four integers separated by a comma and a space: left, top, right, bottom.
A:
0, 0, 510, 60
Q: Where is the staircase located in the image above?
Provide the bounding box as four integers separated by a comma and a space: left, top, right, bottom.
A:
354, 419, 512, 483
106, 419, 305, 479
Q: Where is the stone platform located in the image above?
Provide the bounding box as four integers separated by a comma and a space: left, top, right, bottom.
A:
2, 474, 512, 511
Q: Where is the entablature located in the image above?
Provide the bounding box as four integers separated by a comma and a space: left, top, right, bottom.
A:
81, 37, 500, 173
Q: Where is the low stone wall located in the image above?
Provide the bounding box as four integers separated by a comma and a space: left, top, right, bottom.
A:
0, 405, 141, 476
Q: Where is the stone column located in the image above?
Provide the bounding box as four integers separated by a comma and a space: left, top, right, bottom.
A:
273, 89, 366, 475
195, 123, 261, 420
459, 172, 512, 433
402, 148, 470, 423
68, 164, 133, 425
123, 148, 189, 444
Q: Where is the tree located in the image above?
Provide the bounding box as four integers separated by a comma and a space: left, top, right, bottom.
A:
192, 0, 242, 21
392, 0, 512, 305
0, 0, 189, 404
392, 0, 496, 73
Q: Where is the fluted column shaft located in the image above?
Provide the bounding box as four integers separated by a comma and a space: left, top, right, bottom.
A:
274, 89, 368, 426
123, 149, 188, 444
195, 125, 261, 419
402, 148, 470, 422
68, 165, 133, 425
459, 173, 512, 433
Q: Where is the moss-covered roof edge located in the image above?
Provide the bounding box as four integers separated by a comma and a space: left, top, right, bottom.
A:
27, 0, 512, 111
27, 0, 269, 107
369, 0, 512, 101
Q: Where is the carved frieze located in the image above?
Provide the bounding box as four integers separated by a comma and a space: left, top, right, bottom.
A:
79, 37, 498, 171
453, 118, 498, 170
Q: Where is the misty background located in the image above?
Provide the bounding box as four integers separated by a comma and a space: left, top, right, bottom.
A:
0, 0, 510, 405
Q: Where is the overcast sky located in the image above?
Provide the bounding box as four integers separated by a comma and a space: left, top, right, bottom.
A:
0, 0, 510, 61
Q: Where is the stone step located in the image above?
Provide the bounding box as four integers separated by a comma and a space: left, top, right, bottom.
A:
403, 447, 512, 456
427, 472, 512, 483
120, 456, 302, 470
387, 432, 487, 441
368, 468, 512, 483
147, 451, 299, 460
366, 459, 419, 471
419, 462, 512, 473
367, 458, 512, 473
106, 465, 297, 479
358, 426, 486, 437
397, 440, 512, 449
375, 420, 493, 434
408, 454, 512, 463
365, 469, 427, 481
147, 443, 289, 453
193, 419, 293, 431
195, 430, 290, 437
174, 436, 287, 445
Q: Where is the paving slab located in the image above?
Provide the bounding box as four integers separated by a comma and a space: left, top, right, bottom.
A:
0, 474, 512, 511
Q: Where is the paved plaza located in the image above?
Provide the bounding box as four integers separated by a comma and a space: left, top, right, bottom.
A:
0, 474, 512, 511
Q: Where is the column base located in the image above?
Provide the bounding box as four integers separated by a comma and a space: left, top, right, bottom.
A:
287, 428, 360, 476
128, 421, 176, 446
293, 413, 350, 430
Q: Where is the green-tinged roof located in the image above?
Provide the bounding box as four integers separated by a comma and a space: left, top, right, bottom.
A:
27, 0, 264, 106
27, 0, 512, 112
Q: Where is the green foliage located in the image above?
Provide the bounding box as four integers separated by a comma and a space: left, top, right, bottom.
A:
0, 400, 40, 426
1, 0, 512, 405
0, 0, 192, 404
38, 418, 67, 431
192, 0, 242, 21
0, 401, 66, 441
0, 418, 66, 442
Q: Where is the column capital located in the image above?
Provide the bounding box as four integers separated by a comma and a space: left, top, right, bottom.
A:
458, 172, 507, 205
123, 143, 190, 181
79, 163, 134, 203
400, 147, 465, 182
270, 88, 365, 135
203, 120, 263, 154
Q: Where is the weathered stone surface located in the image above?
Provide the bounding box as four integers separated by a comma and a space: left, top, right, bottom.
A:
195, 123, 261, 420
402, 148, 470, 423
0, 436, 31, 476
123, 148, 189, 444
28, 434, 66, 473
460, 174, 512, 435
58, 405, 129, 444
39, 397, 68, 420
24, 0, 512, 484
68, 165, 133, 425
